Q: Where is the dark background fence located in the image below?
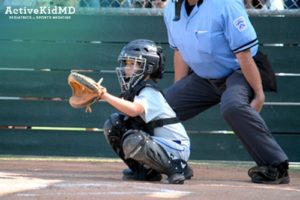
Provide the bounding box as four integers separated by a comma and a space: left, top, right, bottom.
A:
0, 7, 299, 161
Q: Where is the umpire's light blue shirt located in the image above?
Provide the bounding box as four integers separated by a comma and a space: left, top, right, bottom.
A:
164, 0, 258, 79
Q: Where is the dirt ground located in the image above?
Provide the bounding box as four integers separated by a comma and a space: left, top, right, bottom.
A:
0, 158, 299, 200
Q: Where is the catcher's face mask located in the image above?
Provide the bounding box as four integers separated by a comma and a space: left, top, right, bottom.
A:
116, 56, 147, 93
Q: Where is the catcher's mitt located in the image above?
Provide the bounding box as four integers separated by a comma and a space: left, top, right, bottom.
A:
68, 72, 106, 112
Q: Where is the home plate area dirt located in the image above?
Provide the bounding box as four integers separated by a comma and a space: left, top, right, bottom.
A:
0, 158, 299, 200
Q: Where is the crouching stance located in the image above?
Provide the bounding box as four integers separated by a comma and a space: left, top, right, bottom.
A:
102, 39, 192, 184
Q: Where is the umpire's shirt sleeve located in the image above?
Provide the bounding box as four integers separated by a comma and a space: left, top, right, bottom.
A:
222, 1, 258, 55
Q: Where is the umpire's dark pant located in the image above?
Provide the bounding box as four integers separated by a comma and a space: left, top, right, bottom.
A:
163, 71, 288, 166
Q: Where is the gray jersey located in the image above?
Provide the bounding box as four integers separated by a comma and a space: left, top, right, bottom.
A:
134, 87, 190, 161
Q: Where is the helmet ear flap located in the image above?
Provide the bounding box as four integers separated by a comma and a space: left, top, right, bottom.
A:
152, 45, 165, 79
157, 45, 165, 68
147, 65, 154, 74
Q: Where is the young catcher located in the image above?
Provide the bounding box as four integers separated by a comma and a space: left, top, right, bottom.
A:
68, 39, 192, 184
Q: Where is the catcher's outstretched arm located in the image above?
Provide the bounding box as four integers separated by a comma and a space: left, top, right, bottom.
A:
101, 92, 144, 117
67, 71, 145, 116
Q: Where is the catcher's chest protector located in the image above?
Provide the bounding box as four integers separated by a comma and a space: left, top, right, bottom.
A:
124, 80, 179, 135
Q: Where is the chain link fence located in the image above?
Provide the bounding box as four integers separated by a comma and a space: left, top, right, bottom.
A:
0, 0, 299, 9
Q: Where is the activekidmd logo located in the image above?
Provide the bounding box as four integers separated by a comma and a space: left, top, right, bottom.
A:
4, 6, 76, 20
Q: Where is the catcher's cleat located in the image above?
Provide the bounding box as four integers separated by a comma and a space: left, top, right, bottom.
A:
248, 162, 290, 184
183, 164, 194, 180
166, 159, 185, 184
167, 172, 185, 184
122, 168, 162, 182
122, 164, 193, 181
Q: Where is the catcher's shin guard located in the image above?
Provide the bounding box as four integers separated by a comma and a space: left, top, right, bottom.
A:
122, 130, 185, 184
103, 113, 145, 173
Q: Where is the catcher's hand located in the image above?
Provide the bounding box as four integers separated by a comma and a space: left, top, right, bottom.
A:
68, 72, 106, 112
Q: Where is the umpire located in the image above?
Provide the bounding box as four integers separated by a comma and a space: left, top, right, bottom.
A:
163, 0, 289, 184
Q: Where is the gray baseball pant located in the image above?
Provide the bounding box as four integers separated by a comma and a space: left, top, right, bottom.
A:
163, 71, 288, 166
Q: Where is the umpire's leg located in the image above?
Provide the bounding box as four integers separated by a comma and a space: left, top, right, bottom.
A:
163, 72, 220, 121
220, 71, 288, 166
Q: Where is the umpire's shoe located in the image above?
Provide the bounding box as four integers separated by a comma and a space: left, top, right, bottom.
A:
122, 168, 162, 181
248, 161, 290, 184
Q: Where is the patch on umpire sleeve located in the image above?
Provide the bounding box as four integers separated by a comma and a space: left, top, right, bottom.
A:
233, 16, 248, 32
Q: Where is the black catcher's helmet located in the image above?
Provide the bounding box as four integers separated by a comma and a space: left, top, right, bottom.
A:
116, 39, 165, 93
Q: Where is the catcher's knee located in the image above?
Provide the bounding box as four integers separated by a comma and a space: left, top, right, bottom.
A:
122, 130, 149, 160
103, 113, 130, 147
